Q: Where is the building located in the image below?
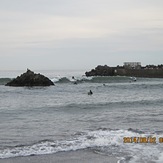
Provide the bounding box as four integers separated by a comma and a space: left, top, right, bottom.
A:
124, 62, 141, 69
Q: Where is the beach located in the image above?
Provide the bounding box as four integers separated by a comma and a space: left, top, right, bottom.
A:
0, 150, 118, 163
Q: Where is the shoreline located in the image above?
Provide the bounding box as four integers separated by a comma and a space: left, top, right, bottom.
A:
0, 149, 119, 163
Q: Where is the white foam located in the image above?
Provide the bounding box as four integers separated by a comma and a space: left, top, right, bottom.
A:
51, 76, 62, 82
0, 129, 124, 158
0, 129, 163, 162
156, 152, 163, 163
50, 75, 93, 83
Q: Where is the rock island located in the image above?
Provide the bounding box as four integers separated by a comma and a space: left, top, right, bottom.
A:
5, 69, 54, 87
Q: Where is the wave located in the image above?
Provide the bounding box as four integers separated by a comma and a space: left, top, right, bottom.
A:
51, 76, 134, 84
1, 76, 162, 85
0, 128, 163, 162
65, 98, 163, 110
0, 78, 12, 85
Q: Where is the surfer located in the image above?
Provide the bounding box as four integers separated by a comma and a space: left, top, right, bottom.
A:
133, 77, 137, 82
130, 77, 137, 82
88, 90, 93, 95
72, 76, 78, 84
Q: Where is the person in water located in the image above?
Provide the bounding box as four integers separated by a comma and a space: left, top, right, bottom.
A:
74, 81, 77, 85
88, 90, 93, 95
72, 76, 78, 84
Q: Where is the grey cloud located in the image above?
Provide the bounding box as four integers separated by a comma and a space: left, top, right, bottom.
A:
0, 0, 163, 70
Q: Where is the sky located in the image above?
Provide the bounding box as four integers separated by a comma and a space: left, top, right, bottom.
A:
0, 0, 163, 70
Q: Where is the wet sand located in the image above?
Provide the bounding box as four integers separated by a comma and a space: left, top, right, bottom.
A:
0, 150, 118, 163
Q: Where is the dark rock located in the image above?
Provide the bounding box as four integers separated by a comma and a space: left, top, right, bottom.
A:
5, 69, 54, 87
85, 65, 115, 76
85, 64, 163, 78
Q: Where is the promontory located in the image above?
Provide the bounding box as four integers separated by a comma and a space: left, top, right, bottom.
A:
85, 62, 163, 78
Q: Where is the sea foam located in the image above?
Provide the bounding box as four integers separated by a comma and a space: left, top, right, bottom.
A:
0, 129, 163, 163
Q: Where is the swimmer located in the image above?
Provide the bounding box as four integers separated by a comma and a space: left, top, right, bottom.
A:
88, 90, 93, 95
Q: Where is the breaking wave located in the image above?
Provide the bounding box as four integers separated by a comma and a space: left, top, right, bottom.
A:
51, 76, 133, 84
2, 76, 163, 85
0, 128, 163, 163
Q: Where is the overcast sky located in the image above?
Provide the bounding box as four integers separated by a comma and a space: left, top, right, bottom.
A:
0, 0, 163, 70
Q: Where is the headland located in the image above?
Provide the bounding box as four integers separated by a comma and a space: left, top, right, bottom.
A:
85, 62, 163, 78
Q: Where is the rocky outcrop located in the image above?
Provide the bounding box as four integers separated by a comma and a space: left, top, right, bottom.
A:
85, 65, 163, 78
85, 65, 115, 76
116, 68, 163, 78
5, 69, 54, 87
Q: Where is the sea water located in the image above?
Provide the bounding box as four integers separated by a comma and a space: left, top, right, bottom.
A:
0, 70, 163, 163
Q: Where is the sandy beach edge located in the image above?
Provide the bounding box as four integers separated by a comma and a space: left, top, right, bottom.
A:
0, 149, 119, 163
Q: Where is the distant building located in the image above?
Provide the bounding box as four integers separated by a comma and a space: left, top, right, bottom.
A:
124, 62, 141, 69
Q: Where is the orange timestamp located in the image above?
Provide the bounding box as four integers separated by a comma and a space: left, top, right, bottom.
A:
123, 137, 163, 143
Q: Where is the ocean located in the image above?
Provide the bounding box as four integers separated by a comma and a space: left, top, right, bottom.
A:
0, 70, 163, 163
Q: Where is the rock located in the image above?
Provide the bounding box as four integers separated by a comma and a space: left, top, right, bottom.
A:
5, 69, 54, 87
85, 64, 163, 78
85, 65, 115, 76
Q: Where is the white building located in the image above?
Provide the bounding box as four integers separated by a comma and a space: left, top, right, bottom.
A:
124, 62, 141, 69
